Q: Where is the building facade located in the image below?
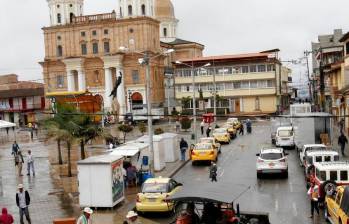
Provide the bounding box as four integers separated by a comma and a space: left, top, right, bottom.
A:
40, 0, 204, 120
0, 74, 45, 125
174, 51, 291, 115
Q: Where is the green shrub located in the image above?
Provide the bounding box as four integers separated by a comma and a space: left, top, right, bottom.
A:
154, 128, 164, 135
180, 116, 192, 131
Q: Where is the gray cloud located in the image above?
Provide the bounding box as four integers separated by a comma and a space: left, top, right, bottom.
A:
0, 0, 348, 83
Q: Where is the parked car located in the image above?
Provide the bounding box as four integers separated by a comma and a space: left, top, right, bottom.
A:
213, 128, 231, 144
199, 137, 221, 153
136, 177, 182, 213
227, 118, 242, 130
324, 185, 349, 223
191, 142, 219, 164
222, 123, 237, 139
312, 162, 349, 203
298, 144, 327, 166
275, 126, 295, 148
256, 148, 288, 178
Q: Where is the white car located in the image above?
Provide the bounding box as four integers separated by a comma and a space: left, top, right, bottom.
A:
298, 144, 327, 166
303, 150, 339, 176
256, 148, 288, 178
275, 126, 295, 148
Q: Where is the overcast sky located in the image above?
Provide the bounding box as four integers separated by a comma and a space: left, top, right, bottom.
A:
1, 0, 349, 88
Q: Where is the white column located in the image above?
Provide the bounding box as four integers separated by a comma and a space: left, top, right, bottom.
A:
104, 67, 113, 111
116, 67, 126, 120
67, 70, 75, 92
77, 69, 86, 91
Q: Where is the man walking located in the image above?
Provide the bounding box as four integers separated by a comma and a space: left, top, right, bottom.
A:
26, 150, 35, 176
15, 151, 24, 176
338, 132, 348, 156
206, 125, 212, 137
77, 207, 93, 224
16, 184, 31, 224
209, 162, 218, 182
179, 138, 188, 161
12, 141, 19, 156
307, 182, 319, 218
200, 120, 205, 136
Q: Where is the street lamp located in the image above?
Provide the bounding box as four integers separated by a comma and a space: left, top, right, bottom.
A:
175, 61, 211, 142
127, 90, 133, 113
120, 46, 174, 175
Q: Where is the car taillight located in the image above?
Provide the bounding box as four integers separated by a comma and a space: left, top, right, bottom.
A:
136, 195, 140, 203
280, 159, 286, 163
257, 159, 263, 163
191, 151, 196, 155
209, 151, 214, 155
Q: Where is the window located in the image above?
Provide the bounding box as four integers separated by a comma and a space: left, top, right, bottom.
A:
233, 82, 241, 89
241, 66, 249, 73
257, 64, 266, 72
324, 156, 331, 162
81, 43, 87, 55
315, 156, 322, 162
104, 42, 110, 53
70, 4, 73, 7
267, 64, 275, 72
267, 80, 274, 87
57, 13, 61, 23
186, 86, 190, 92
341, 170, 348, 181
57, 75, 64, 88
241, 81, 249, 89
250, 81, 258, 88
104, 29, 109, 35
57, 35, 61, 40
128, 5, 133, 16
92, 30, 97, 36
70, 13, 74, 23
258, 80, 267, 88
330, 171, 337, 181
81, 31, 86, 37
163, 28, 167, 37
317, 170, 326, 181
141, 4, 146, 15
346, 42, 349, 55
250, 65, 257, 73
92, 43, 98, 54
57, 45, 63, 57
57, 4, 60, 8
132, 70, 139, 84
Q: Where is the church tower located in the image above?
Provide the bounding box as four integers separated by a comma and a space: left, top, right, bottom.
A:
118, 0, 154, 18
154, 0, 178, 43
47, 0, 84, 26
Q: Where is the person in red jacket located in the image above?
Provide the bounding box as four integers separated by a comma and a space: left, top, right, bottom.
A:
0, 208, 14, 224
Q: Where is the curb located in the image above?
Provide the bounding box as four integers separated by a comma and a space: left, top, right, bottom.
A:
169, 160, 190, 178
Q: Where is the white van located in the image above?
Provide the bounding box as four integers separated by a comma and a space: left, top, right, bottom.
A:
275, 126, 295, 148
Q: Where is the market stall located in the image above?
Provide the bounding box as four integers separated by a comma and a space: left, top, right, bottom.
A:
135, 135, 166, 171
160, 133, 179, 162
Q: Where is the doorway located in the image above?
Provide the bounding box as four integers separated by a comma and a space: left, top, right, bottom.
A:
235, 99, 240, 113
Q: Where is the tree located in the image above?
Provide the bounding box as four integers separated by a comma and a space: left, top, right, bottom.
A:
181, 96, 192, 109
138, 122, 147, 135
154, 128, 164, 135
180, 116, 192, 131
118, 124, 134, 143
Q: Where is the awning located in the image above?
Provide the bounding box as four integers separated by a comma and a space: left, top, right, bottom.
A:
0, 120, 16, 129
110, 149, 140, 157
46, 91, 87, 97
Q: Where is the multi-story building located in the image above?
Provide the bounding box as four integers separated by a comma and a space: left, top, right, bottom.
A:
40, 0, 203, 120
174, 50, 291, 115
0, 74, 45, 125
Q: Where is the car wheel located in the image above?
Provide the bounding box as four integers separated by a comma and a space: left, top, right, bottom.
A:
322, 181, 337, 196
324, 203, 330, 221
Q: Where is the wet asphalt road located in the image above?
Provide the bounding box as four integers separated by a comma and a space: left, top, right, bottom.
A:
141, 120, 327, 224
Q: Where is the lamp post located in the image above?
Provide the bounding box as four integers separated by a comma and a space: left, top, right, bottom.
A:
175, 61, 211, 142
120, 47, 174, 175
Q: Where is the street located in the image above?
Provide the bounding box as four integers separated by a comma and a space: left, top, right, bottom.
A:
140, 120, 327, 224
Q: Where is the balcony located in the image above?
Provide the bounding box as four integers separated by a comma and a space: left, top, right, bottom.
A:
175, 88, 276, 99
72, 12, 116, 24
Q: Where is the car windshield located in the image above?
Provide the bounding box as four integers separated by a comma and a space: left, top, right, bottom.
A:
306, 156, 313, 165
195, 144, 212, 150
308, 146, 326, 151
200, 139, 213, 144
278, 130, 293, 137
214, 129, 226, 134
142, 183, 168, 193
261, 153, 283, 160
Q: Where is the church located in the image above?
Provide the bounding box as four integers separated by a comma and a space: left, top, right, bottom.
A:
40, 0, 204, 120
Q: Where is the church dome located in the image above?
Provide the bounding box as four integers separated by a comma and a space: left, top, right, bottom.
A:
154, 0, 175, 19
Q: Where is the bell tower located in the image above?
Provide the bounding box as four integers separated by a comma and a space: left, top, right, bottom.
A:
47, 0, 84, 26
118, 0, 154, 18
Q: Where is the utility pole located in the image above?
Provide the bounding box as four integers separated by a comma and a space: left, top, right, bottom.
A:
319, 60, 325, 112
304, 50, 313, 103
213, 70, 217, 126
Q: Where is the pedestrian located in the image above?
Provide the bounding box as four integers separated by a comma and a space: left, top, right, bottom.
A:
175, 120, 180, 133
109, 142, 114, 150
200, 120, 205, 136
76, 207, 93, 224
209, 162, 218, 182
246, 119, 252, 134
339, 118, 345, 132
12, 141, 20, 156
16, 184, 31, 224
127, 165, 137, 187
0, 208, 14, 224
239, 123, 244, 135
179, 138, 188, 161
122, 167, 127, 188
15, 151, 24, 176
338, 132, 348, 156
307, 182, 319, 218
33, 123, 38, 137
206, 125, 212, 137
125, 211, 141, 224
26, 150, 35, 176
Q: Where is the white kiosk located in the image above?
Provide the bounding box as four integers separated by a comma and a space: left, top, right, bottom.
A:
136, 135, 166, 171
77, 154, 124, 208
160, 133, 179, 162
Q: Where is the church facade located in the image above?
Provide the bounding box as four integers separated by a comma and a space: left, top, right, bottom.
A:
40, 0, 204, 120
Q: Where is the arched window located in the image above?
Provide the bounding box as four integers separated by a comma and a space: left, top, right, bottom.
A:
131, 92, 143, 110
94, 71, 100, 83
163, 28, 167, 37
57, 45, 63, 57
57, 13, 61, 23
128, 5, 133, 16
70, 13, 74, 23
141, 4, 146, 15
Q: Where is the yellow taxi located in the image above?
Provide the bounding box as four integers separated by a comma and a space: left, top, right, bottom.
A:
136, 177, 182, 213
213, 128, 231, 144
199, 137, 221, 153
227, 118, 242, 130
223, 123, 237, 139
325, 186, 349, 223
191, 142, 218, 164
